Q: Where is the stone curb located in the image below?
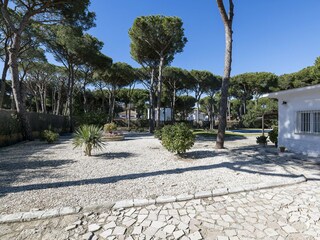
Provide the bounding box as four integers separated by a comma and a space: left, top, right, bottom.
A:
0, 175, 306, 224
0, 206, 81, 224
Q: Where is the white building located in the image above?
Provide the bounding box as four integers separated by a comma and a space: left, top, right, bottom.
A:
147, 108, 172, 121
265, 84, 320, 157
187, 109, 208, 121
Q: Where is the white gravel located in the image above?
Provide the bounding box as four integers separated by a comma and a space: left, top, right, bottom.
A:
0, 133, 300, 214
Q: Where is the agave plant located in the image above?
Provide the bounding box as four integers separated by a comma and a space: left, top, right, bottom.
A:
73, 125, 104, 156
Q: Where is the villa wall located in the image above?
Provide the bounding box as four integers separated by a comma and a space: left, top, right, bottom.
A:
278, 90, 320, 157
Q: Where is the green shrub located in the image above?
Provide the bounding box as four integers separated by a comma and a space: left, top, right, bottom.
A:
154, 128, 163, 140
73, 125, 104, 156
256, 135, 268, 145
161, 123, 195, 155
104, 122, 117, 133
268, 126, 278, 146
42, 130, 59, 144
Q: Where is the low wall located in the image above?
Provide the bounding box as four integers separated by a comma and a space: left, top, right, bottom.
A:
0, 110, 69, 147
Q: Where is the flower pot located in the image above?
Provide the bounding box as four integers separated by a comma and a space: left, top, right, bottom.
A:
279, 147, 286, 152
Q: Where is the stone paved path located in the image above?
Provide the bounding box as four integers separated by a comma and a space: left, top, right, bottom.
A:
1, 180, 320, 240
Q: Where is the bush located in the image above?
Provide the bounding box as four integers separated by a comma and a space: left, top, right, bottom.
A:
268, 126, 278, 146
161, 123, 195, 155
256, 135, 268, 145
73, 125, 104, 156
154, 128, 163, 140
41, 130, 59, 144
104, 122, 117, 133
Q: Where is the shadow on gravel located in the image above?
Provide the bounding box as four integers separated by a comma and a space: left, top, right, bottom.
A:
94, 152, 136, 159
0, 153, 306, 195
0, 159, 74, 197
0, 137, 74, 197
182, 150, 219, 159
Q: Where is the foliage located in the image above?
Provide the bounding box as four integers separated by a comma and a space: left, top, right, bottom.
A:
256, 135, 268, 145
129, 15, 187, 67
73, 125, 104, 156
104, 122, 117, 133
268, 126, 278, 146
154, 128, 163, 140
241, 98, 278, 128
160, 123, 195, 155
75, 112, 109, 127
175, 95, 197, 120
42, 130, 59, 144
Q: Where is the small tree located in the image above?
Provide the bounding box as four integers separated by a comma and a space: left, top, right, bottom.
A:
73, 125, 104, 156
161, 123, 195, 155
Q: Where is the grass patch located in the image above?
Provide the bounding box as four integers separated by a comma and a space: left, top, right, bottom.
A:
193, 129, 245, 138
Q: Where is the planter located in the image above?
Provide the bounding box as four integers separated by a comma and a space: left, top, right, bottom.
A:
102, 134, 124, 141
279, 146, 286, 152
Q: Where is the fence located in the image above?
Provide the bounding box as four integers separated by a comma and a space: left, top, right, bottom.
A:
0, 110, 69, 147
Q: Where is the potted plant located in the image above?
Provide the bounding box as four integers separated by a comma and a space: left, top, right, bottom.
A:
103, 122, 124, 141
279, 146, 286, 152
73, 125, 104, 156
256, 135, 268, 146
104, 122, 117, 133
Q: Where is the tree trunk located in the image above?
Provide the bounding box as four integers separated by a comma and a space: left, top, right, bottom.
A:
149, 68, 155, 133
216, 0, 234, 149
128, 103, 131, 129
56, 85, 62, 115
0, 49, 9, 109
172, 80, 176, 122
156, 57, 164, 128
82, 84, 88, 113
66, 66, 75, 132
9, 33, 34, 140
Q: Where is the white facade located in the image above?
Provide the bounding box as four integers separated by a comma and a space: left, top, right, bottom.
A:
147, 108, 172, 121
187, 109, 208, 121
265, 84, 320, 157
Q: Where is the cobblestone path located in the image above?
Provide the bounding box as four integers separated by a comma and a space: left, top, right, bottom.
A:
1, 180, 320, 240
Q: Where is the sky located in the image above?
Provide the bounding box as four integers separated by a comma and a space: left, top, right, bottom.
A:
85, 0, 320, 77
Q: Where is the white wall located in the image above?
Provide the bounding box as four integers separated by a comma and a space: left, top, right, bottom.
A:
278, 90, 320, 157
147, 108, 172, 121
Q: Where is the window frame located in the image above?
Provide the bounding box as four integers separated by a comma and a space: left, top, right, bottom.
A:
296, 110, 320, 135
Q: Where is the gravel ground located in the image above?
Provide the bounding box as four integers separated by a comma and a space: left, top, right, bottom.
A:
0, 133, 302, 214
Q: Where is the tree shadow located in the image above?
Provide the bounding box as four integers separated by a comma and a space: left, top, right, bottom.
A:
182, 150, 219, 159
0, 153, 307, 196
94, 152, 136, 159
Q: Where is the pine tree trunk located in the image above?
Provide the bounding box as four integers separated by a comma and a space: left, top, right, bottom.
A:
9, 33, 34, 140
66, 66, 75, 132
156, 57, 164, 128
172, 81, 176, 122
0, 50, 9, 109
216, 0, 234, 149
149, 69, 155, 133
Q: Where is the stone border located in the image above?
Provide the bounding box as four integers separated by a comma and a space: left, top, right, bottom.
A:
0, 176, 306, 224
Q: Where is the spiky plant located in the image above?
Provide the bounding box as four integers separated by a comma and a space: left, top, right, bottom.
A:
73, 125, 104, 156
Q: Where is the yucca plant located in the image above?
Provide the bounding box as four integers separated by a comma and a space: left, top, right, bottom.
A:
73, 125, 104, 156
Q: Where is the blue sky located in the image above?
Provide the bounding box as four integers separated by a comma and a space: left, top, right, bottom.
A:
87, 0, 320, 77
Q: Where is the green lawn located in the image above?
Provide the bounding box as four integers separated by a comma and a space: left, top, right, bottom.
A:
192, 129, 247, 139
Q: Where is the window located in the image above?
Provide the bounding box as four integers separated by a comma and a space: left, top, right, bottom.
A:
296, 111, 320, 134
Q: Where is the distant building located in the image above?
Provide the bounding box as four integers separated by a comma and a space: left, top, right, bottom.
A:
147, 108, 172, 121
187, 109, 208, 121
118, 110, 138, 119
265, 84, 320, 157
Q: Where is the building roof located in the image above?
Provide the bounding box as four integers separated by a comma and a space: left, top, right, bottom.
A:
264, 84, 320, 99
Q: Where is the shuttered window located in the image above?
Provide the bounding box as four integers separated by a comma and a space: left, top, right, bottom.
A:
296, 111, 320, 134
